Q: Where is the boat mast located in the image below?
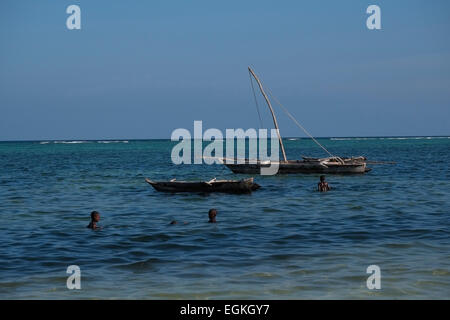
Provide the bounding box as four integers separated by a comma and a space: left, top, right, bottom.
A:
248, 67, 287, 162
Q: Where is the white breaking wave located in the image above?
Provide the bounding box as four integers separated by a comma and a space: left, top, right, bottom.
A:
330, 136, 449, 141
53, 141, 90, 144
39, 140, 130, 145
97, 140, 129, 144
330, 137, 377, 141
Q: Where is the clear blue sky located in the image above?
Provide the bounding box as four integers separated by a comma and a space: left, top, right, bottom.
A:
1, 0, 449, 140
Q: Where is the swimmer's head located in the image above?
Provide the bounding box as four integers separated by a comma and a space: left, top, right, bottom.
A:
91, 211, 100, 222
208, 208, 217, 223
320, 175, 326, 182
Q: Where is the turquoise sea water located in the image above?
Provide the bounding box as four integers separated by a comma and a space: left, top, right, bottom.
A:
0, 137, 449, 299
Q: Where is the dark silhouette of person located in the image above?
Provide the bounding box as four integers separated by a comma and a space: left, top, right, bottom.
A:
318, 175, 331, 192
87, 211, 101, 229
208, 208, 217, 223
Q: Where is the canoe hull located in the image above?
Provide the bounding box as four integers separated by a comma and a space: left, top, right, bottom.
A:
146, 178, 260, 194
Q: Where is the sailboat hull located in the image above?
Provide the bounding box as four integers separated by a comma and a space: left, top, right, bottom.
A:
225, 160, 369, 174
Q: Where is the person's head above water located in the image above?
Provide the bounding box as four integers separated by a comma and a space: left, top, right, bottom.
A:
91, 211, 100, 222
320, 175, 326, 182
87, 211, 101, 229
208, 208, 217, 223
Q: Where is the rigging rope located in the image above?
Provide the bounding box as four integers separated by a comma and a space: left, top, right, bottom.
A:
249, 70, 264, 129
265, 87, 336, 159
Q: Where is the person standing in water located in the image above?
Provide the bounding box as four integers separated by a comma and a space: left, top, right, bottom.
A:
318, 175, 331, 192
208, 209, 217, 223
87, 211, 101, 230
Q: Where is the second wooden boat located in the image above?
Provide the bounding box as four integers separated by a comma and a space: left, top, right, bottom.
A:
145, 177, 260, 194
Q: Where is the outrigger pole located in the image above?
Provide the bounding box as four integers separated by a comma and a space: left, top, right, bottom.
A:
248, 67, 288, 163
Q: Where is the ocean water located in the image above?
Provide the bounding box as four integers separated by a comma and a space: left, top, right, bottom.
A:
0, 137, 449, 299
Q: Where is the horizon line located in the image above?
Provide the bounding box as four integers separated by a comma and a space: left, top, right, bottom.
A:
1, 134, 450, 143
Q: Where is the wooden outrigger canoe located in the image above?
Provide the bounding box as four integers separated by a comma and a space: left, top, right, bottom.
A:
145, 177, 260, 194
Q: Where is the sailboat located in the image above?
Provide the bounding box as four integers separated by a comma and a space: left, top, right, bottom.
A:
223, 67, 371, 174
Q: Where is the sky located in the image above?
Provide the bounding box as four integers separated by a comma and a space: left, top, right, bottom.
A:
0, 0, 449, 140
